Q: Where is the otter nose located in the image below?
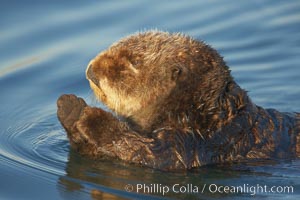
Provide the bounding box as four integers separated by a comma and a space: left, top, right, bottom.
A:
86, 64, 99, 86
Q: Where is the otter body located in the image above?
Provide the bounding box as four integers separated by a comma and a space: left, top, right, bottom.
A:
57, 31, 300, 171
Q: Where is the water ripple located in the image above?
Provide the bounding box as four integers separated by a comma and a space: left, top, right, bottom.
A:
1, 114, 67, 177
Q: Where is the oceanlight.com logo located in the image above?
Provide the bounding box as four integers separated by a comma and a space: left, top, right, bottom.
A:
124, 183, 294, 196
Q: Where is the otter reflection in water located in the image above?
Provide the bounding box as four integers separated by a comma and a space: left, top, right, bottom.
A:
57, 31, 300, 171
58, 150, 134, 200
59, 149, 267, 199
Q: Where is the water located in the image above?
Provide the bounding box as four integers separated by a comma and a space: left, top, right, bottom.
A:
0, 0, 300, 199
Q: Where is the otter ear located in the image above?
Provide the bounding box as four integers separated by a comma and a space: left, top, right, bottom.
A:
171, 67, 182, 81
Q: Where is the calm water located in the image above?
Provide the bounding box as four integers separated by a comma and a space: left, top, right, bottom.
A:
1, 0, 300, 199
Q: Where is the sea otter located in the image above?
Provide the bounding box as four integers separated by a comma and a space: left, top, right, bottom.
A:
57, 31, 300, 171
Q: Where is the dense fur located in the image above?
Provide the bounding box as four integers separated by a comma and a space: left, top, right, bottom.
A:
57, 31, 300, 171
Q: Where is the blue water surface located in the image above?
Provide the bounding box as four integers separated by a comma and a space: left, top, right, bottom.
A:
0, 0, 300, 199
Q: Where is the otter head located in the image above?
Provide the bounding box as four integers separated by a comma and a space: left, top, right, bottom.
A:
86, 31, 232, 131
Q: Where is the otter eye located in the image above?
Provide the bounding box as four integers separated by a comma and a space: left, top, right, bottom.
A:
132, 60, 140, 67
171, 67, 182, 81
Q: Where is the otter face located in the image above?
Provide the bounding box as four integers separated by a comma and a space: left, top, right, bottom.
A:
86, 32, 186, 119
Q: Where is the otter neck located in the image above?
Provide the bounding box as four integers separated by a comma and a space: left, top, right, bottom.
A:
127, 80, 258, 137
153, 81, 258, 138
126, 99, 166, 133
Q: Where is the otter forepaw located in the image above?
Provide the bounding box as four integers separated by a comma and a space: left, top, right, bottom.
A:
75, 107, 115, 142
57, 94, 87, 131
70, 107, 121, 157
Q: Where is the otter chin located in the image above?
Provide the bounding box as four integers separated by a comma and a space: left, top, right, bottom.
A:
57, 31, 300, 171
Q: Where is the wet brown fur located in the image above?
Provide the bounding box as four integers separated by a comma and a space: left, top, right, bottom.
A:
57, 31, 300, 171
